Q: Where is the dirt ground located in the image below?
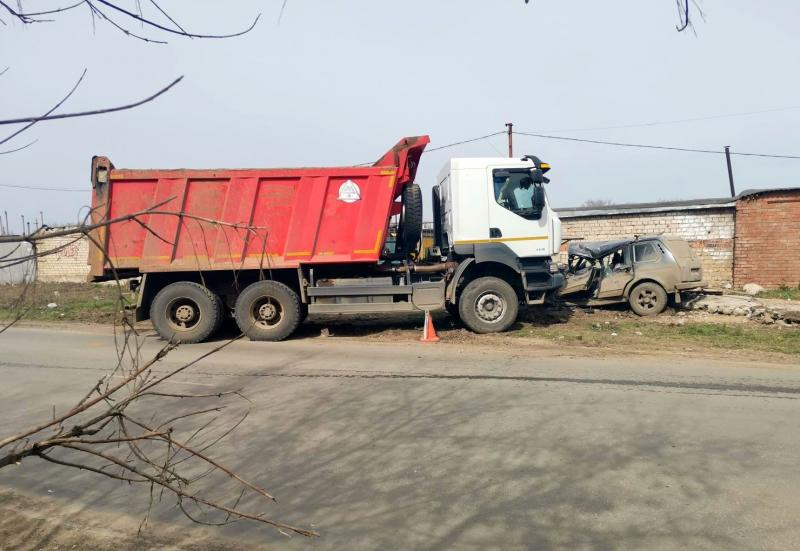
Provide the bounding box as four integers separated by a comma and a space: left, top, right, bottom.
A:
1, 282, 798, 361
0, 489, 265, 551
295, 305, 800, 361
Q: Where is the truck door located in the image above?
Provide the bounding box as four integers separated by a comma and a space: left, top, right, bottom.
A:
486, 167, 551, 258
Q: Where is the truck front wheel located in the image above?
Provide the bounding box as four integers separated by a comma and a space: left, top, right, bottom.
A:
458, 277, 519, 334
150, 282, 224, 344
234, 280, 301, 341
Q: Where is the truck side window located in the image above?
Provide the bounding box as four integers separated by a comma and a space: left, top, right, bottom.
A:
633, 242, 660, 263
492, 170, 539, 218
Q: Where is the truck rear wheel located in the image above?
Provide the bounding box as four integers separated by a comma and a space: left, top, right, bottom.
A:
150, 282, 224, 344
234, 280, 301, 341
458, 276, 519, 334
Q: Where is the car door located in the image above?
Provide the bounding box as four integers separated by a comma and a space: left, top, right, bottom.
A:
630, 239, 677, 291
596, 245, 634, 299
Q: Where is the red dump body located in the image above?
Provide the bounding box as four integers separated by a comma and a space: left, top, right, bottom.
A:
88, 136, 429, 279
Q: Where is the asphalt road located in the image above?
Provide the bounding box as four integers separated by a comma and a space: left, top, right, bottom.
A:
1, 326, 800, 550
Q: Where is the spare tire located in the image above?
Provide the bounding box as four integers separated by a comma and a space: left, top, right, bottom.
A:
396, 183, 423, 257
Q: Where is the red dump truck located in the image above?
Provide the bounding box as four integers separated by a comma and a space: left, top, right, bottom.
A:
89, 136, 564, 343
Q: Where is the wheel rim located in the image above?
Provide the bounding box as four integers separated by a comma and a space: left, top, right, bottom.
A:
167, 298, 201, 332
475, 292, 506, 323
251, 296, 283, 328
636, 288, 659, 311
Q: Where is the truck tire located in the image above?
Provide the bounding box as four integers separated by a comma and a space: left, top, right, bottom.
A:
628, 281, 668, 316
234, 280, 301, 341
396, 183, 423, 257
150, 282, 224, 344
458, 276, 519, 334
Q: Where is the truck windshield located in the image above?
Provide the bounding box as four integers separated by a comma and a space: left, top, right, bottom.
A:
493, 172, 537, 217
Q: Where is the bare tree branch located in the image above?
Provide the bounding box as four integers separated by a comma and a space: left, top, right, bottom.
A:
0, 69, 86, 147
0, 138, 37, 154
0, 75, 182, 127
148, 0, 187, 34
4, 0, 85, 18
91, 0, 260, 39
0, 207, 315, 537
86, 1, 167, 43
1, 1, 259, 41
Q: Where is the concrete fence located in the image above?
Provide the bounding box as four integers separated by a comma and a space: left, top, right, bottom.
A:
0, 241, 36, 284
35, 230, 91, 283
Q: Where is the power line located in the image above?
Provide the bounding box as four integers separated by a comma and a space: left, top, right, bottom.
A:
355, 131, 505, 165
0, 183, 85, 192
513, 131, 800, 160
6, 129, 799, 195
539, 105, 800, 134
425, 131, 505, 153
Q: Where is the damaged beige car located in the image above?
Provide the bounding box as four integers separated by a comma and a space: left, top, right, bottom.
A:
559, 236, 706, 315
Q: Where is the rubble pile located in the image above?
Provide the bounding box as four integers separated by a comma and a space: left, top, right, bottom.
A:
687, 294, 800, 326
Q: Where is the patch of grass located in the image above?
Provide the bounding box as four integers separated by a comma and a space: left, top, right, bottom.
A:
668, 323, 800, 355
0, 282, 131, 323
515, 316, 800, 356
757, 284, 800, 301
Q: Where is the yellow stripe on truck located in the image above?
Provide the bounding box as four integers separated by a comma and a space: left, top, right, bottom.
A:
454, 236, 549, 245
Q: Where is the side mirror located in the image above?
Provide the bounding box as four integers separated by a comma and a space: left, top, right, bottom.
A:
530, 168, 544, 184
532, 184, 545, 209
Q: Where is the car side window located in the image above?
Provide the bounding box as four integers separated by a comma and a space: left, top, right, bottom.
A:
633, 242, 660, 263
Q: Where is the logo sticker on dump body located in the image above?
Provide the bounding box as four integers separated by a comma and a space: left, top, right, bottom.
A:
338, 180, 361, 203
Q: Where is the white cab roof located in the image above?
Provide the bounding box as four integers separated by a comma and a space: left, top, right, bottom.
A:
445, 157, 536, 170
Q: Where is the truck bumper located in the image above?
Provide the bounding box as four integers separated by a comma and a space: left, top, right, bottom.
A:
525, 272, 565, 292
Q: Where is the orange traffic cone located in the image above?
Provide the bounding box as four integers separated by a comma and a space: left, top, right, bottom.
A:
420, 310, 440, 343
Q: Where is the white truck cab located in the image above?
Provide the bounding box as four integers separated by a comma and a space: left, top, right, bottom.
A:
438, 156, 562, 258
430, 155, 565, 331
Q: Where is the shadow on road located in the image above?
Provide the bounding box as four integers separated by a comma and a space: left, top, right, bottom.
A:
1, 359, 777, 550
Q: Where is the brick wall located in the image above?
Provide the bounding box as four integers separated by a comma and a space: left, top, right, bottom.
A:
36, 230, 91, 283
734, 189, 800, 289
559, 208, 736, 287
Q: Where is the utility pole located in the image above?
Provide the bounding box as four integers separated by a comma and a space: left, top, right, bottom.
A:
506, 122, 513, 158
724, 146, 736, 197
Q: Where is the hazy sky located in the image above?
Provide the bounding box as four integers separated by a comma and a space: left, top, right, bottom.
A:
1, 0, 799, 230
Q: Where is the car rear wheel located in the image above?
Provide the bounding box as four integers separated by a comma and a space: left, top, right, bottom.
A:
628, 282, 668, 316
150, 282, 223, 344
234, 280, 301, 341
458, 276, 519, 333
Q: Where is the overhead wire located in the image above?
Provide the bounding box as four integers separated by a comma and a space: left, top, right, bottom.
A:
425, 131, 505, 153
0, 183, 85, 192
538, 105, 800, 134
513, 131, 800, 160
5, 125, 800, 195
